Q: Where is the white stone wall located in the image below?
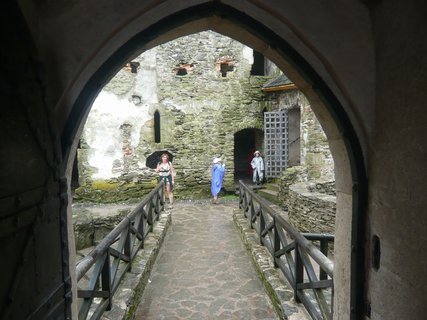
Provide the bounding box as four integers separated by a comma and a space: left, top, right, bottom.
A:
77, 31, 271, 201
78, 31, 335, 202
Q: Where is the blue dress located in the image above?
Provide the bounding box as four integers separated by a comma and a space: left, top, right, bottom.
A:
211, 163, 225, 197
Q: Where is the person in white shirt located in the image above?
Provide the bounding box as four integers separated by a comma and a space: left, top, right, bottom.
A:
251, 150, 264, 185
155, 153, 175, 208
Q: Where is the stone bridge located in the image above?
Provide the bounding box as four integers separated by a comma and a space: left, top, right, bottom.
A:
75, 182, 333, 320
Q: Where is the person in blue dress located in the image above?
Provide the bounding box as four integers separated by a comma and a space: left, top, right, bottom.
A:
211, 157, 225, 204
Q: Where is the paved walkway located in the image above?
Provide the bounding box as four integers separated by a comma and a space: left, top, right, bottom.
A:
135, 201, 278, 319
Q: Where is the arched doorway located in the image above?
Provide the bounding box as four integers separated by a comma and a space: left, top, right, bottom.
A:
234, 128, 263, 183
61, 3, 367, 318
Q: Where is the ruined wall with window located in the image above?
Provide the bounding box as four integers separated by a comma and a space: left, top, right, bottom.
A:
75, 31, 335, 205
75, 31, 272, 202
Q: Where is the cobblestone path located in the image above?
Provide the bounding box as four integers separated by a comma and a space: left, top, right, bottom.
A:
135, 201, 278, 319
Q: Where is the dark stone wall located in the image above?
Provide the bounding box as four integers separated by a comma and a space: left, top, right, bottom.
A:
0, 2, 70, 318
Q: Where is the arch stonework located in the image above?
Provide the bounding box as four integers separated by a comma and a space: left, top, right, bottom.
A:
8, 1, 427, 320
16, 1, 370, 318
52, 3, 366, 318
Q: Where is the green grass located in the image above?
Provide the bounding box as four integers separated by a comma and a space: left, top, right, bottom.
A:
221, 192, 239, 200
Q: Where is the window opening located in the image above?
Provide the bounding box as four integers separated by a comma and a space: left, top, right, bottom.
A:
154, 110, 161, 143
215, 56, 235, 77
173, 63, 193, 76
220, 63, 234, 77
125, 61, 140, 73
251, 50, 265, 75
176, 68, 187, 76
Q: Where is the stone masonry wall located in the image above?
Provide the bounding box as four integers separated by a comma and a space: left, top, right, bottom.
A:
268, 89, 334, 182
287, 182, 336, 234
75, 31, 334, 204
269, 89, 336, 234
75, 31, 273, 202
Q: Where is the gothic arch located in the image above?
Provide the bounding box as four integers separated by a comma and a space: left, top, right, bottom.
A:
60, 2, 367, 317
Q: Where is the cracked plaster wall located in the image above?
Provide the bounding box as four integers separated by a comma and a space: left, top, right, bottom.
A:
75, 31, 272, 201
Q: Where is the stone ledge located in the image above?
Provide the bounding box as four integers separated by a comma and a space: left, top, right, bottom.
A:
232, 209, 310, 320
100, 210, 172, 320
289, 183, 336, 203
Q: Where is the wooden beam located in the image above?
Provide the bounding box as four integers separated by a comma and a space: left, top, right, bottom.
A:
262, 83, 297, 92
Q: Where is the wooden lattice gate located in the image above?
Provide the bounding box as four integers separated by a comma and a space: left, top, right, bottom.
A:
264, 110, 289, 178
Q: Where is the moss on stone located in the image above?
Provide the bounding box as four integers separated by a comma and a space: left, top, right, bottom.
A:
77, 31, 333, 204
91, 180, 118, 191
74, 179, 157, 203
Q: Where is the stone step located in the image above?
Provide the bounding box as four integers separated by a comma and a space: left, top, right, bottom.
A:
257, 188, 280, 205
264, 183, 280, 192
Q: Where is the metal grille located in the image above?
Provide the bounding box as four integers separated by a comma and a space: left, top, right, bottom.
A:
264, 110, 289, 177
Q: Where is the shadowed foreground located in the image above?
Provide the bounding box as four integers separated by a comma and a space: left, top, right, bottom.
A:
135, 201, 278, 319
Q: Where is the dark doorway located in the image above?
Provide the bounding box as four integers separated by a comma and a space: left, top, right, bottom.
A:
234, 128, 263, 183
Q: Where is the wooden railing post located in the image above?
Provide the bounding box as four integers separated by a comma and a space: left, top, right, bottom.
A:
243, 190, 249, 218
249, 196, 255, 229
160, 184, 165, 211
259, 207, 265, 245
138, 208, 145, 249
273, 217, 280, 268
147, 203, 154, 232
154, 196, 160, 221
101, 250, 112, 310
294, 243, 303, 303
239, 185, 243, 209
124, 228, 131, 271
320, 239, 328, 280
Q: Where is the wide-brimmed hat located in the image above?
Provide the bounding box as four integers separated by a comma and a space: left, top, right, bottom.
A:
212, 157, 222, 164
254, 150, 261, 155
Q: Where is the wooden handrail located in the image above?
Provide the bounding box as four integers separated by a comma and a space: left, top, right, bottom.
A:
238, 180, 334, 319
242, 185, 334, 277
76, 182, 163, 280
76, 182, 164, 320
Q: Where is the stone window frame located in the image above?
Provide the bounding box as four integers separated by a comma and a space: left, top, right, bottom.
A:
215, 56, 235, 77
173, 63, 194, 76
125, 61, 141, 73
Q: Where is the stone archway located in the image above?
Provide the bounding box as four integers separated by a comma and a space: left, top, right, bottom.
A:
58, 3, 367, 318
5, 1, 427, 319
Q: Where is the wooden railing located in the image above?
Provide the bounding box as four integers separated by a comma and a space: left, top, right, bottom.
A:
238, 180, 334, 320
76, 182, 164, 320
